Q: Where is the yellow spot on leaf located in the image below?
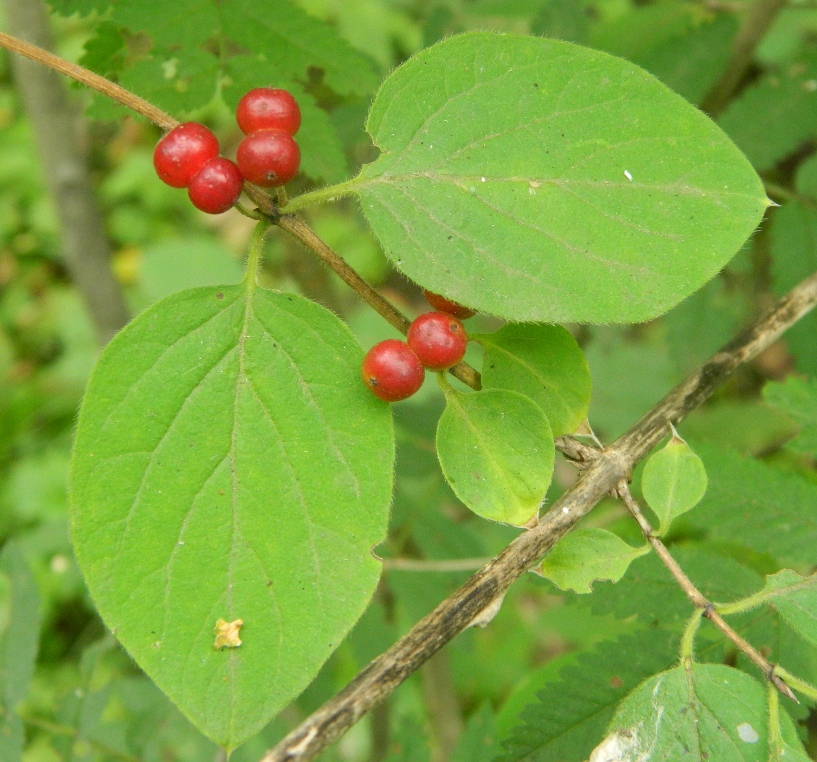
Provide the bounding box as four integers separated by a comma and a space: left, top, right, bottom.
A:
214, 618, 244, 649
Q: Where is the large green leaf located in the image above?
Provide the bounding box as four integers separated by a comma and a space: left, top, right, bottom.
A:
744, 571, 817, 649
436, 389, 553, 525
600, 663, 806, 760
478, 325, 590, 437
354, 32, 767, 323
763, 376, 817, 455
69, 282, 393, 750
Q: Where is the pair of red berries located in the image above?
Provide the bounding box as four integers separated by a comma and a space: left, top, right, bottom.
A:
362, 293, 475, 402
153, 88, 302, 214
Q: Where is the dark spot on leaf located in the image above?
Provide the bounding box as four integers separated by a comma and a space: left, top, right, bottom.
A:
610, 675, 622, 688
216, 292, 223, 300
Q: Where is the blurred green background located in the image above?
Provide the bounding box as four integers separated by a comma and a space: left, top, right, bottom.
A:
1, 0, 817, 760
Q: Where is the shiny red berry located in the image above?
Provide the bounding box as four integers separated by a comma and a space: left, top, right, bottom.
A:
407, 312, 468, 371
153, 122, 220, 188
422, 290, 476, 320
236, 88, 301, 136
361, 340, 425, 402
187, 158, 243, 214
236, 129, 300, 187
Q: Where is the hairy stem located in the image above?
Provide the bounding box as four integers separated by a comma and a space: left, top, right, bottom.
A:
617, 483, 796, 701
259, 270, 817, 762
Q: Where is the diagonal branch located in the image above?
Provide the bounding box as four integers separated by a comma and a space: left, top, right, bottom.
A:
259, 267, 817, 762
616, 481, 796, 701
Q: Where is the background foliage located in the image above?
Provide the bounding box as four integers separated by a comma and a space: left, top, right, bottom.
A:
1, 0, 817, 759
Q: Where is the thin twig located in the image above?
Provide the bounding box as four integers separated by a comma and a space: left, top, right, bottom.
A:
616, 482, 796, 701
259, 271, 817, 762
700, 0, 786, 116
274, 214, 482, 391
0, 31, 177, 130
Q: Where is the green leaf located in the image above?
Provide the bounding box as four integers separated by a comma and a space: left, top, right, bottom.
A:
538, 528, 649, 594
69, 282, 394, 750
746, 571, 817, 649
355, 32, 766, 323
641, 434, 707, 535
478, 325, 590, 437
599, 663, 806, 761
530, 0, 589, 43
498, 630, 679, 762
685, 445, 817, 567
0, 542, 41, 762
763, 376, 817, 455
451, 704, 497, 762
436, 389, 554, 525
718, 52, 817, 171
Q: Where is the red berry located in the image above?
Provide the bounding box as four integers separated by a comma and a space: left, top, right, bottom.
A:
153, 122, 220, 188
361, 340, 425, 402
236, 88, 301, 136
236, 129, 300, 187
422, 290, 476, 320
187, 158, 243, 214
407, 312, 468, 371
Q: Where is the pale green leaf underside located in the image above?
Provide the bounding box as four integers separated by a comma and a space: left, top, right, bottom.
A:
539, 528, 649, 594
603, 663, 806, 761
436, 389, 554, 526
356, 32, 767, 323
69, 285, 393, 750
641, 439, 707, 535
479, 324, 590, 437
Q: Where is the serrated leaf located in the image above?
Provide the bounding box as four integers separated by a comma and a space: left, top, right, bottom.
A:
538, 528, 649, 594
585, 546, 763, 627
69, 282, 393, 750
600, 663, 806, 761
436, 389, 553, 525
685, 445, 817, 566
747, 570, 817, 649
719, 53, 817, 171
498, 630, 679, 762
763, 376, 817, 455
354, 31, 767, 323
478, 325, 590, 437
641, 435, 707, 534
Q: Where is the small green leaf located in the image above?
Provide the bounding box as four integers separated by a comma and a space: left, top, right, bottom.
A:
70, 283, 393, 750
641, 434, 707, 534
601, 664, 805, 761
357, 32, 767, 323
436, 389, 554, 525
478, 325, 590, 437
539, 528, 649, 594
763, 376, 817, 456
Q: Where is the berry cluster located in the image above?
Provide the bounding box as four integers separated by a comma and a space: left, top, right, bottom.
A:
152, 88, 302, 214
361, 291, 474, 402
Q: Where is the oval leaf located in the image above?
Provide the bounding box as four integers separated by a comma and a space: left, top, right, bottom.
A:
356, 32, 767, 323
641, 436, 707, 534
478, 324, 590, 437
539, 528, 649, 594
69, 284, 393, 750
597, 663, 806, 761
436, 389, 554, 525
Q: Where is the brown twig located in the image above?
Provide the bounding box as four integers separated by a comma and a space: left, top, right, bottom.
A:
0, 31, 177, 130
700, 0, 786, 116
616, 482, 796, 701
274, 214, 482, 391
260, 271, 817, 762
